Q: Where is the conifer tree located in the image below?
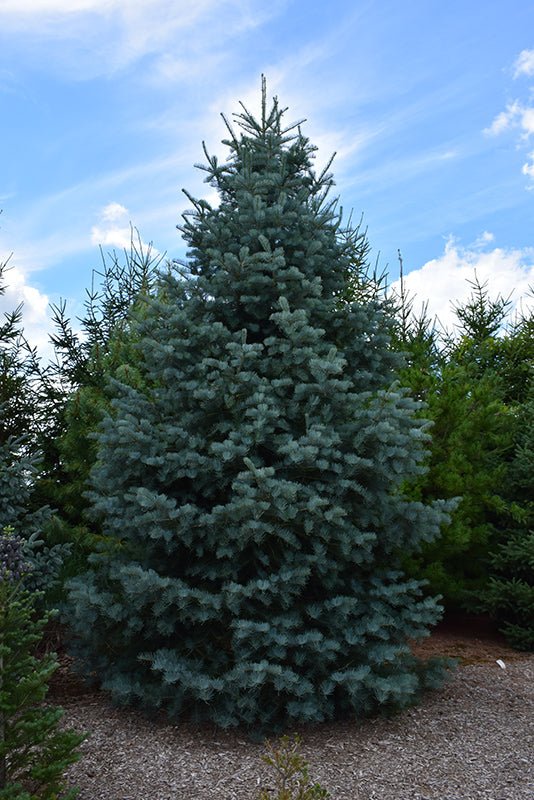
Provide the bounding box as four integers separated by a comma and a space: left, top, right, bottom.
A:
0, 261, 68, 603
38, 234, 162, 517
33, 235, 163, 572
66, 82, 451, 732
0, 527, 85, 799
392, 276, 514, 607
475, 308, 534, 650
482, 396, 534, 650
0, 259, 45, 450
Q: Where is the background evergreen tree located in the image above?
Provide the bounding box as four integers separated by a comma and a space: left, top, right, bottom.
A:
474, 304, 534, 649
0, 527, 85, 800
0, 261, 68, 603
0, 439, 65, 601
33, 234, 163, 576
0, 258, 47, 450
393, 275, 513, 608
66, 82, 452, 733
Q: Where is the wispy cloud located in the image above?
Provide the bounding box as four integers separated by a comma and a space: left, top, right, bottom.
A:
0, 143, 196, 272
485, 49, 534, 181
484, 101, 521, 136
513, 48, 534, 78
0, 0, 286, 80
392, 236, 534, 334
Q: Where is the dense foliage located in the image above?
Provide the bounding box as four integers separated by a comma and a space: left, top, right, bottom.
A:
473, 322, 534, 650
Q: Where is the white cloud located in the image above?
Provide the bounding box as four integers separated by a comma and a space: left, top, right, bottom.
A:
484, 102, 521, 135
514, 49, 534, 78
100, 201, 128, 222
520, 106, 534, 136
0, 261, 48, 325
484, 100, 534, 139
522, 152, 534, 178
91, 202, 135, 249
486, 51, 534, 182
392, 237, 534, 335
473, 230, 495, 246
91, 202, 162, 270
0, 257, 53, 357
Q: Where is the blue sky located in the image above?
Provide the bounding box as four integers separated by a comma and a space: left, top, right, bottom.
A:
1, 0, 534, 356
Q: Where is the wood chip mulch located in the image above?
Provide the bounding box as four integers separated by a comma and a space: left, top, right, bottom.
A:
46, 617, 533, 800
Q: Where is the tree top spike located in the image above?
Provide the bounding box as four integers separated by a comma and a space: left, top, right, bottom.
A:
261, 74, 267, 128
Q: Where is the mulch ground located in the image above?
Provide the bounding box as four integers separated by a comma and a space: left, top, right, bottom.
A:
410, 613, 530, 665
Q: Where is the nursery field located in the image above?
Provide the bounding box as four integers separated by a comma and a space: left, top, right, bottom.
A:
53, 620, 534, 800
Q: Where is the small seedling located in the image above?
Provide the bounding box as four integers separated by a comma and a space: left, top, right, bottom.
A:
256, 734, 330, 800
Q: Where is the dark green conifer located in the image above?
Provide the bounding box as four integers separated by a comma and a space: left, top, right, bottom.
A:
0, 527, 86, 799
39, 235, 162, 520
0, 261, 68, 603
476, 371, 534, 650
66, 82, 451, 732
33, 235, 162, 574
0, 260, 43, 449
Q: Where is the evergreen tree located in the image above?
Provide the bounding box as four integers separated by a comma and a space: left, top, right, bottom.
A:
0, 259, 44, 449
0, 439, 66, 600
474, 393, 534, 650
393, 275, 513, 607
0, 261, 68, 603
0, 528, 85, 800
33, 234, 163, 571
66, 82, 452, 733
475, 308, 534, 649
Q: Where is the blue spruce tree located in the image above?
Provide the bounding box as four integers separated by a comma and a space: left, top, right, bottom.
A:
66, 82, 452, 733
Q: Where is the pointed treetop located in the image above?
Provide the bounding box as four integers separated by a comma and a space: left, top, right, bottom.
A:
220, 75, 306, 146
